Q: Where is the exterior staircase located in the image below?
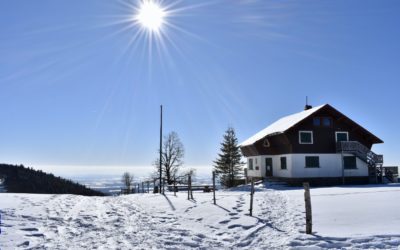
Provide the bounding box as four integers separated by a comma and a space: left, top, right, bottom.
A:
336, 141, 397, 183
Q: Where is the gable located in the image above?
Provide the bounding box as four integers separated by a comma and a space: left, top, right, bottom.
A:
240, 104, 383, 151
239, 104, 326, 147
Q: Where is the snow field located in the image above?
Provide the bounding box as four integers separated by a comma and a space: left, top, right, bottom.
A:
1, 184, 400, 249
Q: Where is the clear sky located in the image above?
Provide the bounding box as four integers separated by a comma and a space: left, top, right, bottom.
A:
1, 0, 399, 172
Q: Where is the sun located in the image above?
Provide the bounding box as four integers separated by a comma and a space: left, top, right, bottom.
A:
135, 0, 166, 32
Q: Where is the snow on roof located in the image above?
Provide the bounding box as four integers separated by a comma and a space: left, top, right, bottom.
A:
240, 104, 326, 147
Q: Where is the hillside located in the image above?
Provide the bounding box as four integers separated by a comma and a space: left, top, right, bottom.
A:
0, 164, 104, 196
1, 183, 400, 249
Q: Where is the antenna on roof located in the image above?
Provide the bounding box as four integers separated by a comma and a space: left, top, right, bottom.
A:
304, 96, 313, 110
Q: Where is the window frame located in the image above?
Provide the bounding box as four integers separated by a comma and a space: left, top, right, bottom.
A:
335, 131, 349, 142
248, 158, 254, 170
299, 131, 314, 144
305, 156, 320, 168
280, 157, 287, 170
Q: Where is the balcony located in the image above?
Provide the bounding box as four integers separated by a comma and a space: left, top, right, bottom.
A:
336, 141, 383, 165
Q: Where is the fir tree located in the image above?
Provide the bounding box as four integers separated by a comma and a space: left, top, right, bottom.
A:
213, 127, 244, 188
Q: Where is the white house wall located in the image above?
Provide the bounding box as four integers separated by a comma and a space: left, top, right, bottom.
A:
246, 154, 293, 178
291, 154, 368, 178
246, 154, 368, 178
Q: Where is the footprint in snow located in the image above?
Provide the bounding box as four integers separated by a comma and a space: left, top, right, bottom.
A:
20, 228, 39, 232
26, 233, 45, 237
17, 241, 30, 247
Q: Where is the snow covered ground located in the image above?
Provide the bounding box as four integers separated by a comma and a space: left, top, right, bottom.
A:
1, 184, 400, 249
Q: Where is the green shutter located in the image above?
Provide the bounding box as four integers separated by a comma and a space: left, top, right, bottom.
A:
280, 157, 287, 169
249, 159, 253, 170
300, 132, 312, 143
343, 156, 357, 169
305, 156, 319, 168
336, 132, 348, 142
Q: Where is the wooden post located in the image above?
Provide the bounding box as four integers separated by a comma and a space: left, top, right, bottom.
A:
190, 175, 193, 200
187, 175, 190, 200
147, 181, 150, 193
303, 182, 312, 234
153, 179, 156, 193
212, 171, 216, 205
249, 178, 254, 216
174, 175, 177, 196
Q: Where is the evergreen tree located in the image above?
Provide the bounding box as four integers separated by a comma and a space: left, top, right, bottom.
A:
213, 127, 244, 188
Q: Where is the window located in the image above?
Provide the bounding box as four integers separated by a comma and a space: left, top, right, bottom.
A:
299, 131, 313, 144
305, 156, 320, 168
249, 159, 253, 170
263, 138, 270, 147
336, 132, 349, 142
343, 156, 357, 169
313, 117, 321, 126
280, 157, 287, 170
322, 117, 332, 127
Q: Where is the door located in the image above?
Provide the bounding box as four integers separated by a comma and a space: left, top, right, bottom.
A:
265, 158, 273, 177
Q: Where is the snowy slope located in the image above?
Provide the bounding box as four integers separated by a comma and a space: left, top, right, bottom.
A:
1, 184, 400, 249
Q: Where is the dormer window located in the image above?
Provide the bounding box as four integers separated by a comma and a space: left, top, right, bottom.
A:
299, 131, 313, 144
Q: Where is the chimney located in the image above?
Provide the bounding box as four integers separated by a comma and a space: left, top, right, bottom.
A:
304, 96, 312, 110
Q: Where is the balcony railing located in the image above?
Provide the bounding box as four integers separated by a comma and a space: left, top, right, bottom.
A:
336, 141, 383, 165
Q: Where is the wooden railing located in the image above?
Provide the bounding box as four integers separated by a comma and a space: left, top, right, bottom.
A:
336, 141, 383, 165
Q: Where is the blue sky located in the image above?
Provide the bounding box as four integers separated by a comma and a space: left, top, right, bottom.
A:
0, 0, 399, 171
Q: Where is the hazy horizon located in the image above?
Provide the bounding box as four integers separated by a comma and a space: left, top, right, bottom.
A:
1, 1, 400, 169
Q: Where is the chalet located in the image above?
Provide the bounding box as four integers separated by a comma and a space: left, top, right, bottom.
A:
239, 104, 394, 185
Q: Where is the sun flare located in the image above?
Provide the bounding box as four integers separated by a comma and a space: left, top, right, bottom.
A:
135, 1, 166, 32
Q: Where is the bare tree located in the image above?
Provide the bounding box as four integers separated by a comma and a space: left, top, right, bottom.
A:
122, 172, 134, 194
154, 131, 185, 185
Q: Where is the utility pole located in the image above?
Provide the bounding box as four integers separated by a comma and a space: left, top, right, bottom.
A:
159, 105, 163, 194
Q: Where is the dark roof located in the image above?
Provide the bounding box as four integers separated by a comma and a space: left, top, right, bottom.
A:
240, 104, 383, 147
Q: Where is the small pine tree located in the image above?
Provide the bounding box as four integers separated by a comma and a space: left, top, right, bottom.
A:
213, 127, 244, 188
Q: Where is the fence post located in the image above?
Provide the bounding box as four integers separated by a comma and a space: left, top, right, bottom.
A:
174, 175, 177, 196
190, 174, 194, 199
212, 171, 216, 205
249, 178, 254, 216
147, 181, 150, 193
187, 175, 190, 200
303, 182, 312, 234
